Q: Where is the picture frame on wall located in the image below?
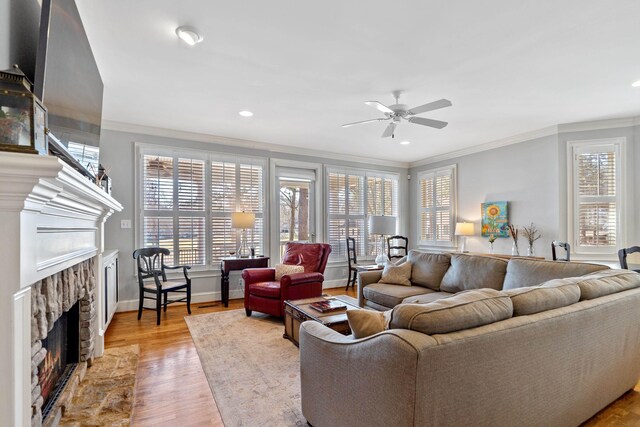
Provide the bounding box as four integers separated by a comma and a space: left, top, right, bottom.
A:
481, 201, 509, 237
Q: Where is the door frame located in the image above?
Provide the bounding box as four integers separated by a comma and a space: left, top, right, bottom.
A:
269, 158, 324, 263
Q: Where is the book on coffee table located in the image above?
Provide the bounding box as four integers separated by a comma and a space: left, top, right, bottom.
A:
309, 298, 347, 313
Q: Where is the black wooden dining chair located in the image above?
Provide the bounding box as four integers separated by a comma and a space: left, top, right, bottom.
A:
618, 246, 640, 272
551, 241, 571, 261
346, 237, 359, 290
387, 235, 409, 261
133, 247, 192, 325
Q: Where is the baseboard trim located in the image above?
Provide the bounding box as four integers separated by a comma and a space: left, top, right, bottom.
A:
116, 278, 349, 312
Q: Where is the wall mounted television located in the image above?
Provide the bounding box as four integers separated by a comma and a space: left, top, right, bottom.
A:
34, 0, 104, 176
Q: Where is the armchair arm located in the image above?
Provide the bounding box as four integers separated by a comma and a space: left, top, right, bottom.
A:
163, 264, 191, 280
242, 268, 276, 284
280, 272, 324, 289
357, 270, 383, 307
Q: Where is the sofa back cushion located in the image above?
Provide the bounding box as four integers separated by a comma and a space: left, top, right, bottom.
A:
504, 279, 580, 316
572, 269, 640, 300
406, 250, 451, 291
502, 259, 608, 290
440, 254, 508, 293
389, 288, 513, 335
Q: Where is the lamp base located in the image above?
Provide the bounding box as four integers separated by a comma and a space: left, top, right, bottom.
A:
237, 229, 250, 258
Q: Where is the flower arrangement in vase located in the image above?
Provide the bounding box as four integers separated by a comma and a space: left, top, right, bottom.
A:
522, 223, 542, 256
507, 224, 519, 256
488, 234, 497, 254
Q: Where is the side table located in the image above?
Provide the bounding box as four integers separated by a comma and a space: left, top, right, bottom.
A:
220, 256, 269, 307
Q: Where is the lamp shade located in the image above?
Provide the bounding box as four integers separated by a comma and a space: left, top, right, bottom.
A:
369, 215, 396, 235
231, 212, 255, 229
455, 222, 474, 236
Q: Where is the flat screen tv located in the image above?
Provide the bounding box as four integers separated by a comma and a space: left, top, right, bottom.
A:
34, 0, 103, 153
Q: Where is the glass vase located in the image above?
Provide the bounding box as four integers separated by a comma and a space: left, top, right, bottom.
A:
489, 241, 495, 254
511, 240, 520, 256
527, 244, 535, 257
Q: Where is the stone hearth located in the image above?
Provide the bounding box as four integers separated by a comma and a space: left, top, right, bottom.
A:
30, 258, 97, 427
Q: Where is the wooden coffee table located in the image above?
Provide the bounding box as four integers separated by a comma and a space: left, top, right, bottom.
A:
283, 295, 360, 347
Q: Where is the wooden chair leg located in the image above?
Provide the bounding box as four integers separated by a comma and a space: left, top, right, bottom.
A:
137, 290, 144, 320
156, 291, 161, 325
245, 308, 252, 317
163, 291, 168, 312
186, 285, 192, 315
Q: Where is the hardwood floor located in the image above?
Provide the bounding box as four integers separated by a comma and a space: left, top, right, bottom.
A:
106, 287, 640, 426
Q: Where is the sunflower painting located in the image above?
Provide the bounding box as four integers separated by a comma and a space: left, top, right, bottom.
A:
481, 201, 509, 237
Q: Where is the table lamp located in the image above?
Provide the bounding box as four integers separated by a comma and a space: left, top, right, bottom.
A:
455, 222, 474, 253
369, 215, 397, 266
231, 211, 255, 258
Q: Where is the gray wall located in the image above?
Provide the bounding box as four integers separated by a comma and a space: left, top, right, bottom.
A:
100, 128, 408, 308
409, 124, 638, 260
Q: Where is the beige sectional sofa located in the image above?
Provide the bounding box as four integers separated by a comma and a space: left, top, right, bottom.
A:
357, 250, 608, 309
299, 252, 640, 426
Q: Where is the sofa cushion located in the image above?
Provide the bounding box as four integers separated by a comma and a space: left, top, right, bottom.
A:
389, 288, 513, 335
572, 269, 640, 300
440, 254, 508, 293
504, 279, 580, 316
346, 309, 392, 339
363, 283, 432, 309
407, 250, 451, 290
274, 263, 305, 281
379, 262, 412, 287
502, 259, 609, 290
401, 291, 454, 304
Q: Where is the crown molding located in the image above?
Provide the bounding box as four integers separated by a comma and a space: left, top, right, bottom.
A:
102, 120, 410, 169
557, 115, 640, 133
409, 125, 558, 169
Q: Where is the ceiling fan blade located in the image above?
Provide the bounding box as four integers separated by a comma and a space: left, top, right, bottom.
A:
407, 99, 452, 115
341, 118, 387, 128
408, 116, 448, 129
381, 122, 397, 138
365, 101, 394, 114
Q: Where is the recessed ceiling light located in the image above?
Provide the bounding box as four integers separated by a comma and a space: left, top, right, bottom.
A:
632, 80, 640, 87
400, 140, 411, 145
239, 110, 254, 117
175, 26, 203, 46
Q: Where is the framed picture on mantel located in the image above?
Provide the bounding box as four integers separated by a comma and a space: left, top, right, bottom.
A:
481, 201, 509, 237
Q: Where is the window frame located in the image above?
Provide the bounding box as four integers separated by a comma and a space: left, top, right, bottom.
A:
324, 166, 400, 262
416, 164, 457, 249
135, 143, 268, 272
567, 138, 626, 257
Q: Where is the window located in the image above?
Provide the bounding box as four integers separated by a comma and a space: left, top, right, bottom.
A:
569, 139, 624, 254
326, 168, 399, 260
418, 165, 456, 246
141, 148, 265, 268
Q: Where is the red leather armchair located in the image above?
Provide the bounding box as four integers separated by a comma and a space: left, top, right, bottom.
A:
242, 242, 332, 318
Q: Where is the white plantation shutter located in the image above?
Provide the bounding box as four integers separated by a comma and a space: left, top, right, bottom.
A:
572, 141, 622, 253
327, 169, 399, 260
418, 166, 455, 246
140, 149, 265, 268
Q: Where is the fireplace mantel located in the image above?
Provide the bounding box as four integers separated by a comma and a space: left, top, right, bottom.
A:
0, 151, 122, 426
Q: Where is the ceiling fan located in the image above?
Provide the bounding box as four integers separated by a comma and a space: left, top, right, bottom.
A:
342, 91, 452, 138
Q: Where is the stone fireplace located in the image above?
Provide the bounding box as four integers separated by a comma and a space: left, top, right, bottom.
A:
0, 152, 122, 426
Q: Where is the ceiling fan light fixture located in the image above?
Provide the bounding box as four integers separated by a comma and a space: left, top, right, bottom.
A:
176, 26, 203, 46
238, 110, 254, 117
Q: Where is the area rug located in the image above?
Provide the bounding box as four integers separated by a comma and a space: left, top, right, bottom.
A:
59, 344, 139, 426
185, 310, 306, 427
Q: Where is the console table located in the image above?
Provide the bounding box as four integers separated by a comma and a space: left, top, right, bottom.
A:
220, 256, 269, 307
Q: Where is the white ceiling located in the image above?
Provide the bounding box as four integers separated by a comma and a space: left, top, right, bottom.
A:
77, 0, 640, 163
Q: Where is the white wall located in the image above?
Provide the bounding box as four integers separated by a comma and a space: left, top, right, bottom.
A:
99, 127, 408, 309
409, 122, 638, 260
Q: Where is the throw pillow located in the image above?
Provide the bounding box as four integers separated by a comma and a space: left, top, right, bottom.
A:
275, 263, 305, 281
346, 309, 392, 339
379, 262, 413, 287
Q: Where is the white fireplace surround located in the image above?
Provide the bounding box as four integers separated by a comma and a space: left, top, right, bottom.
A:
0, 152, 122, 427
